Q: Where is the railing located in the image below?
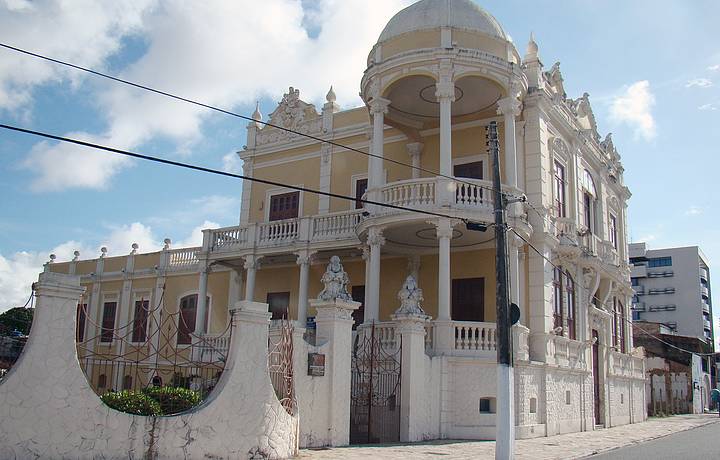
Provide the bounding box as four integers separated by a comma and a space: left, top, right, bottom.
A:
377, 177, 495, 214
598, 241, 620, 266
702, 301, 710, 314
194, 334, 231, 363
374, 322, 399, 350
311, 210, 363, 240
211, 226, 248, 252
453, 321, 496, 353
167, 247, 200, 268
258, 219, 298, 246
701, 286, 709, 298
549, 335, 586, 368
553, 217, 577, 241
578, 232, 601, 256
700, 268, 709, 281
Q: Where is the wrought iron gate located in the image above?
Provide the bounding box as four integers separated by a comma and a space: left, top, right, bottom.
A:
350, 322, 402, 444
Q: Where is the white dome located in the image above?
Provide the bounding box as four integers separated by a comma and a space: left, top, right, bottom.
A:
378, 0, 507, 43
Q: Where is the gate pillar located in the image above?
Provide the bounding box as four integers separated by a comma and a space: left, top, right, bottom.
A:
311, 298, 360, 446
394, 311, 429, 442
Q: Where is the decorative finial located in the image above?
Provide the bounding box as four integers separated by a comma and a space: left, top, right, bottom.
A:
72, 250, 80, 262
100, 247, 107, 258
526, 32, 538, 55
251, 101, 262, 121
131, 243, 139, 255
317, 255, 352, 301
163, 238, 171, 250
326, 86, 336, 103
48, 254, 56, 264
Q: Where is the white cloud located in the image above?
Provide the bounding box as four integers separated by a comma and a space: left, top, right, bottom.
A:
685, 78, 713, 88
708, 64, 720, 71
221, 151, 243, 175
0, 218, 222, 312
699, 103, 718, 111
609, 80, 657, 141
685, 206, 703, 216
7, 0, 411, 191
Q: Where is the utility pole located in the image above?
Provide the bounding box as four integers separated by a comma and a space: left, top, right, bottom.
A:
488, 121, 514, 459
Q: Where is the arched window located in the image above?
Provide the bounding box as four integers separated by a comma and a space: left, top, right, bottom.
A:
177, 294, 197, 345
553, 267, 577, 340
177, 294, 210, 345
151, 375, 163, 387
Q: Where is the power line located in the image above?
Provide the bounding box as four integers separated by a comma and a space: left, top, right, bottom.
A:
0, 42, 500, 196
0, 123, 479, 224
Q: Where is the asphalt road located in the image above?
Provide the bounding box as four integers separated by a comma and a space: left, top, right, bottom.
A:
589, 419, 720, 460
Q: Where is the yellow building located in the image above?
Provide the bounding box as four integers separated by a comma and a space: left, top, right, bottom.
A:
48, 0, 643, 436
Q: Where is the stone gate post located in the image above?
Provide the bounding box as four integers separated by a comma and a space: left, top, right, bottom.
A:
310, 297, 359, 446
394, 311, 429, 442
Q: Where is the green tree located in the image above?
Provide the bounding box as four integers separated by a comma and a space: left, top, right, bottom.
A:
0, 308, 34, 336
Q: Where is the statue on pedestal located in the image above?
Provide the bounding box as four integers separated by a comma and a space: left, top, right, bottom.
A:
318, 256, 351, 301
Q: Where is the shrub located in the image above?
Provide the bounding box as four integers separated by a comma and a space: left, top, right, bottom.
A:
101, 390, 161, 416
142, 386, 202, 415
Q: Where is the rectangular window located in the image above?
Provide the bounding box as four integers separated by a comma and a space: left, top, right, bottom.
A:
177, 294, 197, 345
451, 278, 485, 321
268, 191, 300, 221
76, 303, 87, 343
351, 285, 365, 330
453, 161, 483, 179
553, 161, 566, 218
100, 301, 117, 343
618, 300, 626, 353
267, 292, 290, 321
131, 299, 149, 343
612, 297, 619, 349
609, 214, 618, 249
648, 257, 672, 268
355, 178, 368, 209
566, 275, 576, 340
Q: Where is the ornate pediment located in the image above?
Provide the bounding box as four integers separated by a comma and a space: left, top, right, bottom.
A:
257, 87, 322, 146
567, 92, 599, 142
544, 61, 566, 101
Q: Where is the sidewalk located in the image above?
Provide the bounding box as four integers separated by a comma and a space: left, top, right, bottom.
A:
299, 414, 719, 459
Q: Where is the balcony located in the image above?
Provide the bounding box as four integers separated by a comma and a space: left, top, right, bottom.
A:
704, 319, 712, 331
630, 264, 647, 279
208, 209, 364, 255
703, 301, 710, 314
701, 285, 709, 298
700, 267, 709, 282
373, 176, 496, 220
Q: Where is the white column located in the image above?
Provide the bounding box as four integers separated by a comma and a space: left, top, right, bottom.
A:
436, 219, 453, 321
406, 142, 424, 179
368, 98, 390, 193
497, 96, 522, 188
196, 264, 209, 335
244, 255, 260, 302
436, 77, 455, 177
296, 251, 312, 326
365, 227, 385, 322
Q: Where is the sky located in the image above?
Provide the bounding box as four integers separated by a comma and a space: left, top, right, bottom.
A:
0, 0, 718, 345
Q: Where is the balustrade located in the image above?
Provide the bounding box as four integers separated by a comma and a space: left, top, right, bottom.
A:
167, 247, 200, 268
452, 321, 496, 353
311, 210, 363, 240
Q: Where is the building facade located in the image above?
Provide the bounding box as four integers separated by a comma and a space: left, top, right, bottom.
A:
46, 0, 645, 442
629, 243, 714, 343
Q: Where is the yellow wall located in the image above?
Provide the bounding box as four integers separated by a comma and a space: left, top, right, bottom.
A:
250, 156, 321, 223
381, 29, 441, 59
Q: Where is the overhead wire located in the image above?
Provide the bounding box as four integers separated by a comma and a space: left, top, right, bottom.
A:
0, 42, 502, 196
0, 123, 480, 223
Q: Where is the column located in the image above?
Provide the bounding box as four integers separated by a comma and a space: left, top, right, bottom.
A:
508, 236, 521, 319
365, 227, 385, 322
435, 72, 455, 177
436, 219, 453, 321
496, 96, 522, 187
244, 255, 260, 302
368, 98, 390, 195
405, 142, 424, 179
196, 264, 209, 335
296, 251, 313, 326
393, 312, 429, 442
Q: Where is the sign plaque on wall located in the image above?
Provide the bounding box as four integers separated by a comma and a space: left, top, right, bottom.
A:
308, 353, 325, 376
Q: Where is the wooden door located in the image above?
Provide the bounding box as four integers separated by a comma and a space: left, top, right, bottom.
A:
452, 278, 485, 321
592, 329, 601, 425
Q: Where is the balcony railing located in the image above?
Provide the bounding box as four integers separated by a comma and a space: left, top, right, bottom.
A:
701, 286, 709, 298
452, 321, 497, 354
208, 209, 364, 253
167, 247, 200, 269
376, 177, 494, 215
